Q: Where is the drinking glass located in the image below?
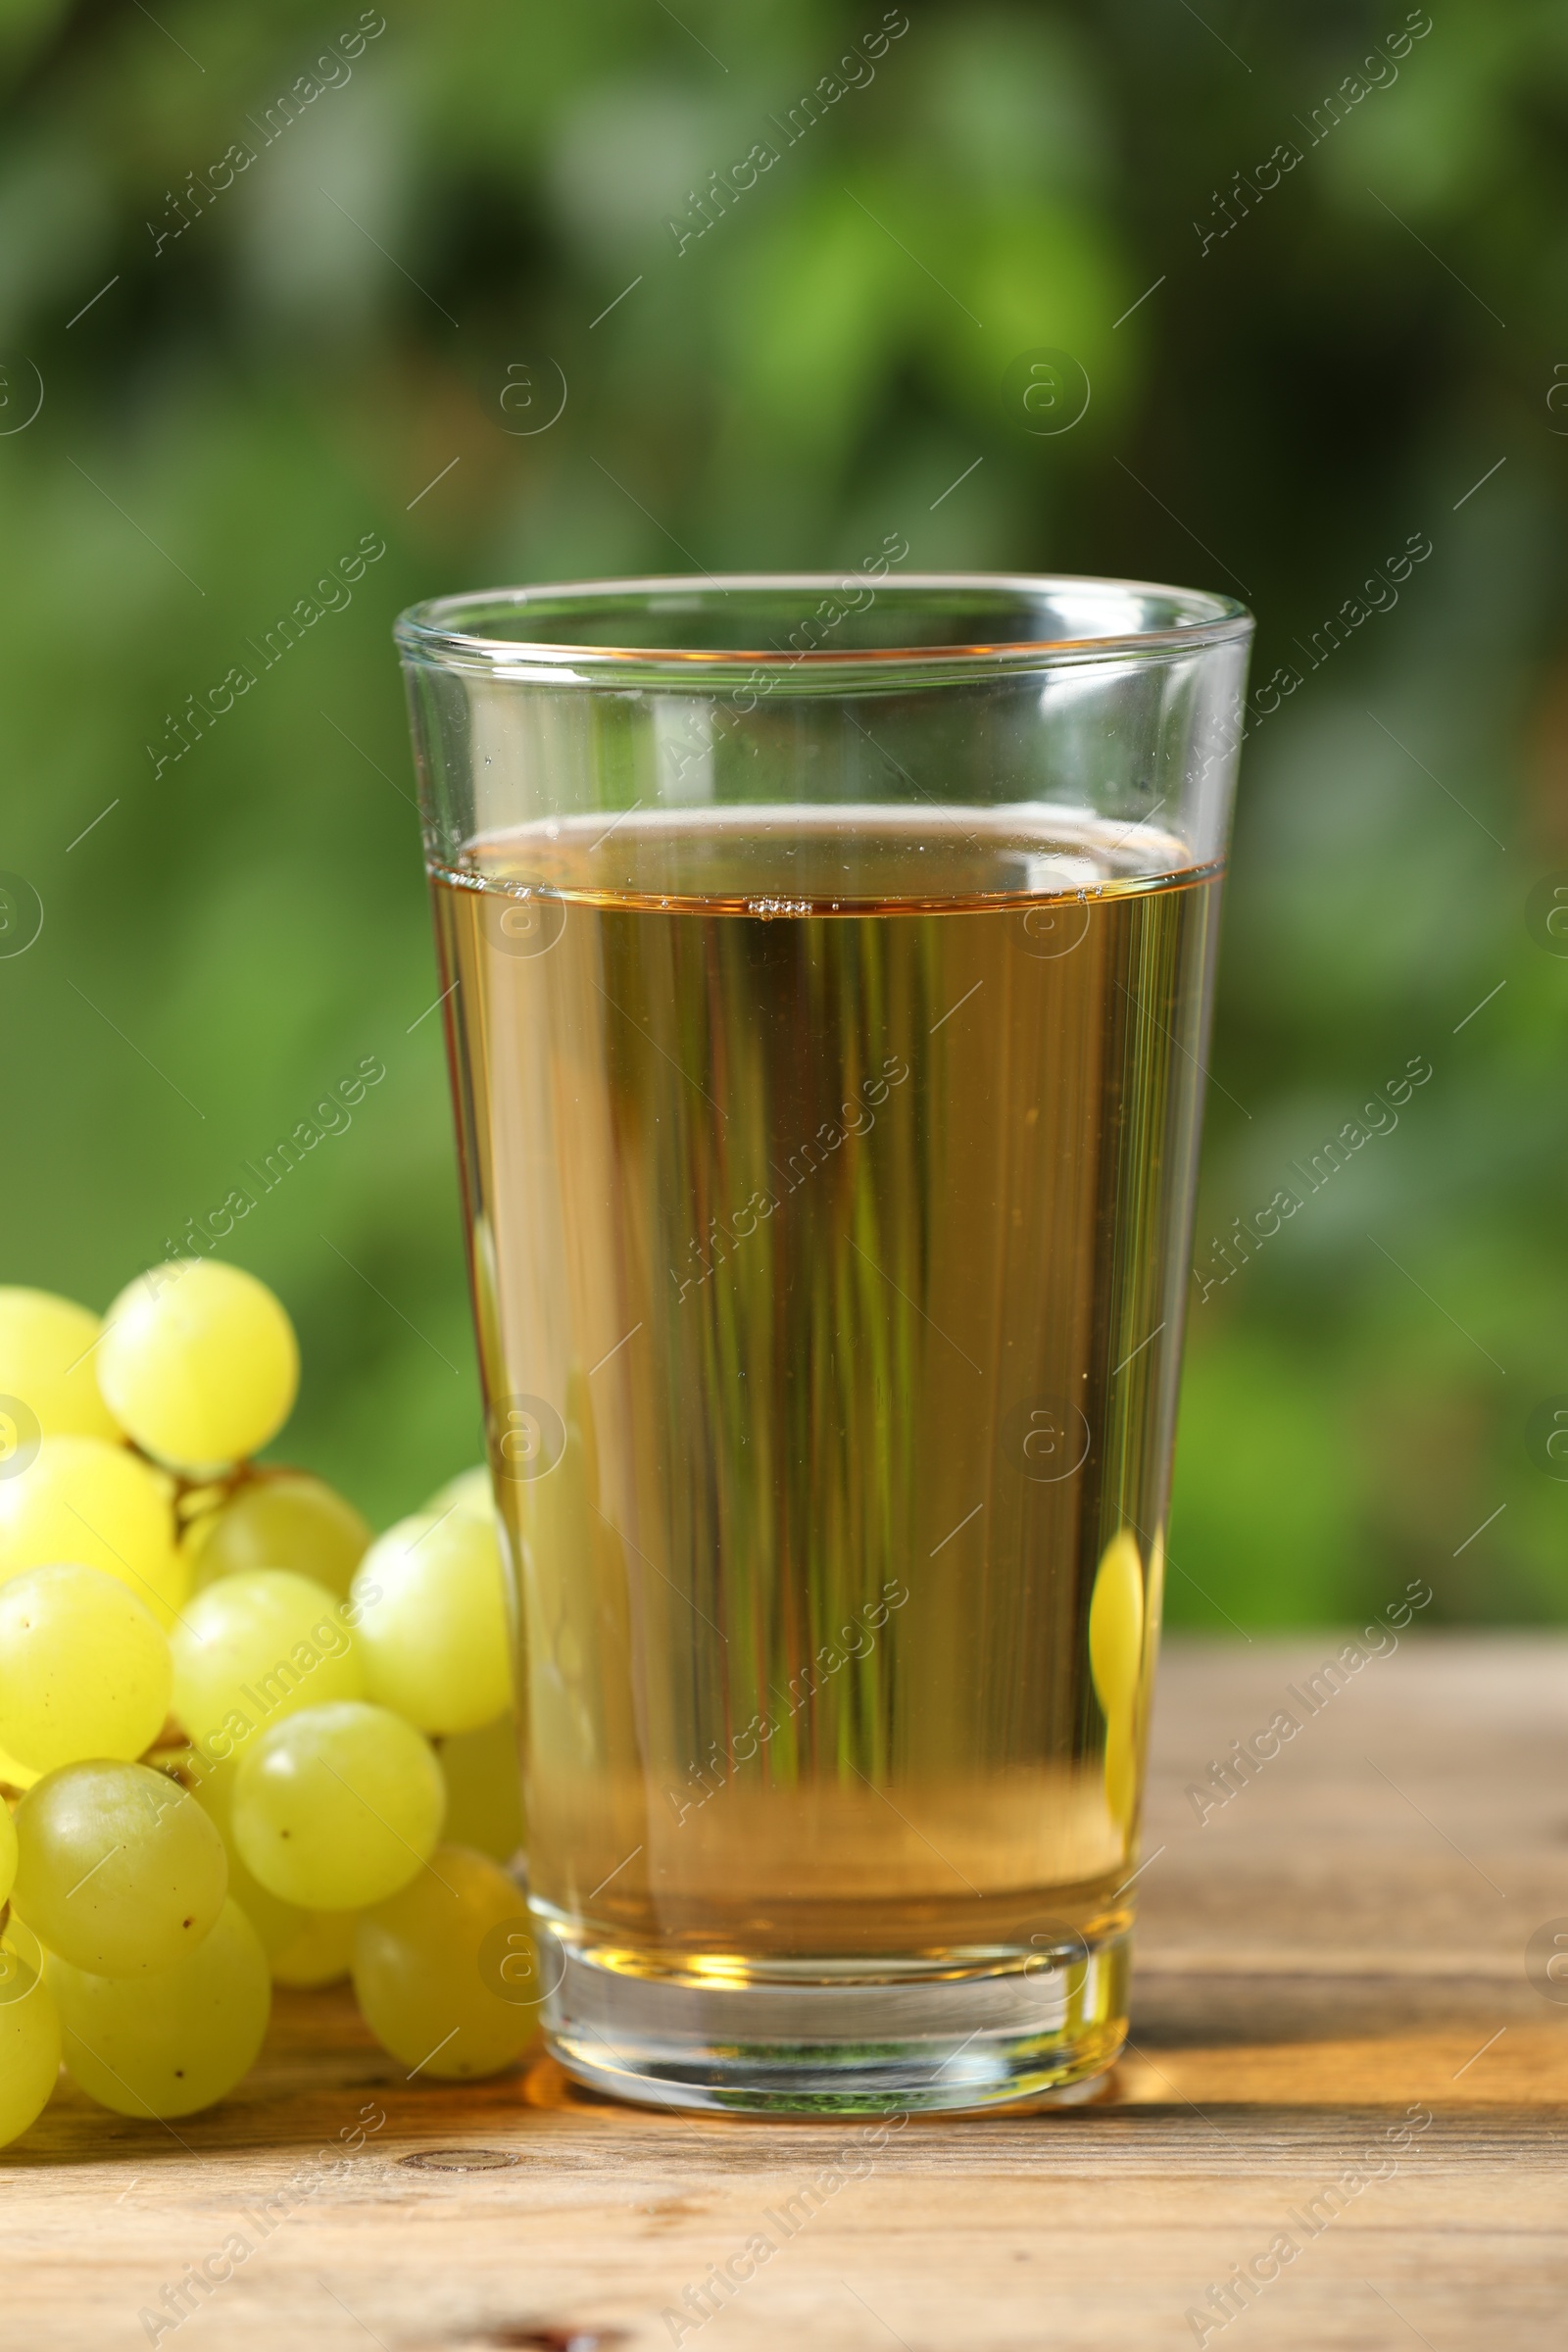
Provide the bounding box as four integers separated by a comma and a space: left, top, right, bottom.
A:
396, 572, 1252, 2114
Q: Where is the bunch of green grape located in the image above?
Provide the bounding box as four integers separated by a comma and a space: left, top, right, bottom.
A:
0, 1264, 535, 2150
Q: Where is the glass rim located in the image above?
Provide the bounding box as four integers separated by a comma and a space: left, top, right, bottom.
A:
394, 570, 1253, 689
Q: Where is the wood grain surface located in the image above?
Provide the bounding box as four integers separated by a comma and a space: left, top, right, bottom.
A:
7, 1634, 1566, 2350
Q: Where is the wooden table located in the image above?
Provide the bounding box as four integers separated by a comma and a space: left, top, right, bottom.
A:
9, 1636, 1566, 2349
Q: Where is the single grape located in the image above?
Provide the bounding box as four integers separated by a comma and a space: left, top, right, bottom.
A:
187, 1751, 309, 1962
437, 1713, 525, 1865
98, 1260, 299, 1474
353, 1844, 539, 2079
0, 1285, 122, 1443
424, 1464, 495, 1520
0, 1796, 16, 1904
231, 1701, 445, 1911
0, 1563, 172, 1773
186, 1470, 372, 1599
1090, 1532, 1145, 1838
12, 1760, 227, 1975
0, 1434, 185, 1626
49, 1896, 269, 2118
352, 1513, 513, 1736
0, 1923, 62, 2147
1089, 1530, 1144, 1719
272, 1907, 355, 1988
186, 1750, 350, 1984
172, 1569, 363, 1765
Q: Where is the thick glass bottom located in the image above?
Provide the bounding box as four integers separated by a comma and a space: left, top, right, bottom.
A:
535, 1911, 1130, 2116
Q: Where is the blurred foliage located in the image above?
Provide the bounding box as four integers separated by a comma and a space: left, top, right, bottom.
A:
0, 0, 1564, 1621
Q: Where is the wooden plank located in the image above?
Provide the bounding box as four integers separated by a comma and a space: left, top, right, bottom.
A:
6, 1635, 1567, 2350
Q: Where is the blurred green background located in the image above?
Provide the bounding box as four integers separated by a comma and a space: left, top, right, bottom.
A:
1, 0, 1561, 1624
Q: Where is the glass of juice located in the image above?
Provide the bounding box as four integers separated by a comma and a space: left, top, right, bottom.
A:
396, 573, 1252, 2114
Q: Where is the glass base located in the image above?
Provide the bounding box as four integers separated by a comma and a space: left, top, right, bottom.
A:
536, 1915, 1129, 2116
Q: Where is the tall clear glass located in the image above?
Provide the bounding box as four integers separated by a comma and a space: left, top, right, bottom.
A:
396, 574, 1251, 2115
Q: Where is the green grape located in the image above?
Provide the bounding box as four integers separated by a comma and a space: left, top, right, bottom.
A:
231, 1701, 445, 1911
98, 1260, 299, 1475
187, 1750, 309, 1962
353, 1844, 539, 2079
12, 1760, 227, 1975
271, 1907, 355, 1988
187, 1751, 349, 1984
0, 1563, 172, 1773
0, 1796, 16, 1903
49, 1897, 270, 2118
187, 1470, 372, 1599
352, 1513, 513, 1736
0, 1922, 62, 2147
0, 1435, 185, 1626
424, 1464, 495, 1519
171, 1568, 363, 1768
1089, 1530, 1144, 1719
0, 1285, 122, 1443
437, 1713, 525, 1864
